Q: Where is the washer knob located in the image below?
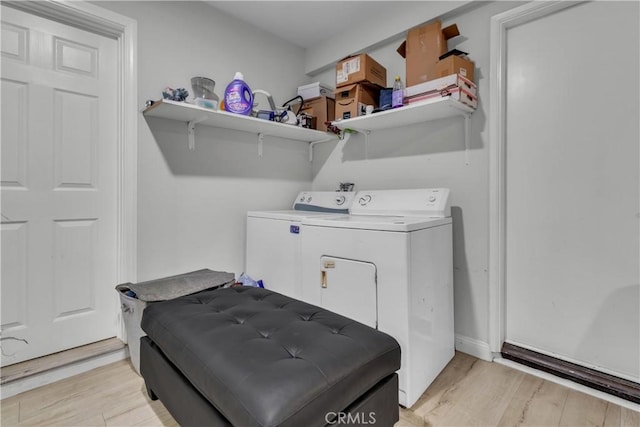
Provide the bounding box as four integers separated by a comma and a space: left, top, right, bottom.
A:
359, 195, 372, 205
428, 195, 437, 202
335, 195, 346, 205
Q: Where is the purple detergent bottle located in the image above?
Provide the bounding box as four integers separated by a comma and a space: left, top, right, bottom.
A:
224, 72, 253, 115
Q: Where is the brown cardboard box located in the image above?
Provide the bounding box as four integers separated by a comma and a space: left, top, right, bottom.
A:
336, 54, 387, 88
434, 56, 475, 81
334, 83, 380, 120
397, 20, 460, 86
295, 96, 335, 131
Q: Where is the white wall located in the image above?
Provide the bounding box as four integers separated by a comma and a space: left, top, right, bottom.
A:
97, 1, 313, 280
94, 1, 638, 367
310, 1, 522, 358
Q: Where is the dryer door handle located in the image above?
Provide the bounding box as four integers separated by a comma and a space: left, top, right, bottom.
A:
321, 270, 327, 288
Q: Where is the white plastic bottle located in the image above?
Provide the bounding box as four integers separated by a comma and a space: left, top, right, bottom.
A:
392, 76, 404, 108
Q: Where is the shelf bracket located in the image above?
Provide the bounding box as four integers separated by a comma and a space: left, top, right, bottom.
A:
257, 133, 264, 157
464, 114, 471, 165
187, 117, 207, 150
364, 130, 371, 160
308, 136, 336, 162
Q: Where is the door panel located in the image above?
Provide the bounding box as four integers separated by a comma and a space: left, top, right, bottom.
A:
0, 6, 118, 365
321, 256, 377, 329
504, 1, 639, 380
0, 79, 28, 188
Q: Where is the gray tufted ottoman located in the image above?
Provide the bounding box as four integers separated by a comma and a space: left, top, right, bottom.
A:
140, 286, 401, 427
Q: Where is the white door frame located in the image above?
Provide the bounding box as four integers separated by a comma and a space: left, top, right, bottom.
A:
488, 1, 584, 354
4, 0, 138, 339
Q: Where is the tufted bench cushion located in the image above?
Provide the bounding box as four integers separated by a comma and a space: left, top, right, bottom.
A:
141, 286, 400, 427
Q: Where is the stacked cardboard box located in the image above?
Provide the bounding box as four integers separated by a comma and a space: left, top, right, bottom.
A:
334, 83, 380, 121
334, 53, 387, 120
335, 54, 386, 88
396, 19, 477, 108
397, 20, 475, 86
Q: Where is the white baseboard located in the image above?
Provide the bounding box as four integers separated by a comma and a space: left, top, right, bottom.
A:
0, 348, 129, 399
455, 334, 493, 361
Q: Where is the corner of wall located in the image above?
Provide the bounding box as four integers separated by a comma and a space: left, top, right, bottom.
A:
455, 334, 493, 361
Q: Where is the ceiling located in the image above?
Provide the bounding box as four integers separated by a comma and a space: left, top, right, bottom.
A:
205, 1, 403, 48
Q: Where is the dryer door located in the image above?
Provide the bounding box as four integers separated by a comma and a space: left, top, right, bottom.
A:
320, 256, 377, 329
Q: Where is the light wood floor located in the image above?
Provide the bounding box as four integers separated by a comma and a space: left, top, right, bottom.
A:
1, 338, 125, 385
1, 352, 638, 427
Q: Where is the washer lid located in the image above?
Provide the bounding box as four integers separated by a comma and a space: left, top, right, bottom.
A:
302, 214, 451, 231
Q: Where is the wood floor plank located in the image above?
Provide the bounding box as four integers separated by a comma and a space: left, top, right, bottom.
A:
1, 338, 125, 385
0, 396, 20, 426
604, 403, 623, 427
559, 389, 609, 427
398, 407, 425, 426
410, 351, 478, 415
16, 360, 138, 424
415, 356, 527, 426
497, 374, 569, 426
621, 406, 640, 427
605, 403, 640, 427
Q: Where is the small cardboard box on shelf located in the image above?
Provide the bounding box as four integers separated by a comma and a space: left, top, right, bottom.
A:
298, 82, 335, 100
435, 55, 475, 81
335, 53, 387, 88
295, 96, 335, 131
334, 83, 380, 121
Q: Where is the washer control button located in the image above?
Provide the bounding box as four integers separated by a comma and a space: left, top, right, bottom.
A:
359, 195, 372, 205
335, 195, 346, 205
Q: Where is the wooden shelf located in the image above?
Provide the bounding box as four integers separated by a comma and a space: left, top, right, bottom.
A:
143, 99, 336, 160
331, 97, 473, 133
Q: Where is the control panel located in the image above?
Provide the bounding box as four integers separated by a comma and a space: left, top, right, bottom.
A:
351, 188, 451, 217
293, 191, 356, 213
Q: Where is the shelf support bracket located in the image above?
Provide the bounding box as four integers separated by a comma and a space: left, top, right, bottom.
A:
364, 131, 371, 160
309, 136, 336, 162
187, 117, 207, 150
257, 133, 264, 157
464, 114, 471, 165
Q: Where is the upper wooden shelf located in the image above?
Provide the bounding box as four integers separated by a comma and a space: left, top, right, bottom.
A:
331, 97, 474, 133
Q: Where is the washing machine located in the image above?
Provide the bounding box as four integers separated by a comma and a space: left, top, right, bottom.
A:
246, 191, 355, 298
300, 188, 454, 408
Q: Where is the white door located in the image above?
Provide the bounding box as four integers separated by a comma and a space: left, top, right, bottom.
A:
504, 2, 639, 380
1, 6, 119, 365
320, 256, 377, 328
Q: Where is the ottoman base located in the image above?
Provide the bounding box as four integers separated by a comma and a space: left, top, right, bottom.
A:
141, 336, 399, 426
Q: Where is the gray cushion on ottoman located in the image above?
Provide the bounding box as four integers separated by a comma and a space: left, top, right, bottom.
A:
141, 286, 400, 427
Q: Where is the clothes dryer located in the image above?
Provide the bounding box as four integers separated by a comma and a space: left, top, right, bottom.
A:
300, 188, 454, 408
246, 191, 354, 298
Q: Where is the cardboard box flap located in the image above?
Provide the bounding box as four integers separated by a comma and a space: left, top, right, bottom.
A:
335, 84, 357, 94
442, 24, 460, 40
439, 49, 468, 60
397, 41, 406, 59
